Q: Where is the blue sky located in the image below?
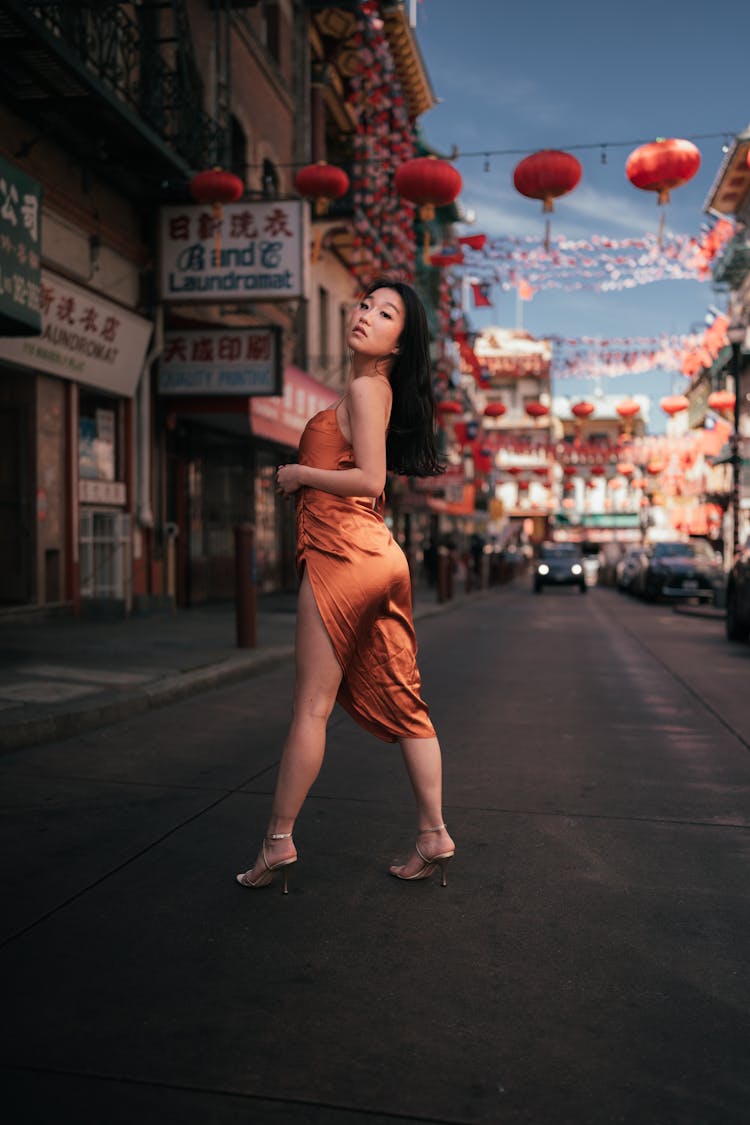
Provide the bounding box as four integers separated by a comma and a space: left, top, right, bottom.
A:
413, 0, 748, 428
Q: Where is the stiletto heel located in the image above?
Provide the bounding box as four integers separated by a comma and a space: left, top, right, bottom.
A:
389, 823, 455, 886
236, 832, 296, 894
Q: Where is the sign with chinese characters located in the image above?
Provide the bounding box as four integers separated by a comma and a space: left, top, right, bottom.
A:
158, 201, 307, 302
0, 156, 41, 336
79, 480, 127, 506
0, 269, 153, 396
158, 326, 282, 396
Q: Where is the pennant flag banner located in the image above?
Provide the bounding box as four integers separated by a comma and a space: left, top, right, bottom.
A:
454, 219, 734, 294
550, 332, 702, 380
549, 310, 731, 380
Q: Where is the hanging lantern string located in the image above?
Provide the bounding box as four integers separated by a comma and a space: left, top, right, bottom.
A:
236, 130, 740, 175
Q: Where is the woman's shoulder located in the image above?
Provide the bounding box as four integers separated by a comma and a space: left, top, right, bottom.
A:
349, 373, 392, 408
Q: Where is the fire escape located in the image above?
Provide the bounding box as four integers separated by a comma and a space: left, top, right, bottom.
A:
0, 1, 228, 200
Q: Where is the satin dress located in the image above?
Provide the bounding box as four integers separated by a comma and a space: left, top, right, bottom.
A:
296, 408, 435, 743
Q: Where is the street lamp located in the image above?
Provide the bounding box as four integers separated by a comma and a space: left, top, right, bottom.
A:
728, 318, 746, 559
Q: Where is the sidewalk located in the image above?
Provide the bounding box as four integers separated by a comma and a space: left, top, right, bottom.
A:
0, 584, 480, 752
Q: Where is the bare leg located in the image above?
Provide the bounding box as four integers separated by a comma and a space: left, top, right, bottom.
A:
390, 735, 454, 878
239, 571, 342, 880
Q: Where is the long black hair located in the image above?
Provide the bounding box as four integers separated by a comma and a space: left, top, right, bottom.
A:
363, 277, 445, 477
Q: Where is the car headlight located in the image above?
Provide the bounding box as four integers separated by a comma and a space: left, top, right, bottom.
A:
537, 563, 550, 575
571, 564, 582, 575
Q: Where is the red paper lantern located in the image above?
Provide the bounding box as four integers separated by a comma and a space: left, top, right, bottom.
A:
506, 466, 522, 476
608, 477, 624, 490
625, 138, 701, 206
189, 168, 244, 207
563, 466, 577, 476
616, 463, 635, 477
394, 156, 462, 220
517, 480, 529, 491
294, 162, 350, 215
513, 149, 582, 251
590, 465, 606, 476
189, 168, 244, 265
647, 460, 665, 474
708, 389, 736, 413
626, 138, 701, 244
513, 150, 582, 213
571, 401, 595, 419
484, 402, 507, 418
533, 466, 548, 477
660, 394, 689, 417
437, 400, 462, 416
616, 398, 640, 420
525, 402, 549, 419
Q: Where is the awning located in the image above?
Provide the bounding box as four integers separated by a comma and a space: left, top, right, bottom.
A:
164, 365, 336, 445
250, 365, 336, 448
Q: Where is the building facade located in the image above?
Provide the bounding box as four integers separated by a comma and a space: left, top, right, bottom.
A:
0, 0, 442, 613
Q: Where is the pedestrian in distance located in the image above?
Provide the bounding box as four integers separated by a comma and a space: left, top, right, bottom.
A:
236, 278, 455, 893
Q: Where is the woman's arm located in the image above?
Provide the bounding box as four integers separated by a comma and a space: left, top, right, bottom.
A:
277, 376, 391, 499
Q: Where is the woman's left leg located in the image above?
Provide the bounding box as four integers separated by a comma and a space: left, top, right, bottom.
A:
391, 735, 454, 878
237, 571, 342, 885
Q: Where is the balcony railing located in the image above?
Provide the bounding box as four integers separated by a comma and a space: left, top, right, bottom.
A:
1, 1, 225, 177
712, 235, 750, 288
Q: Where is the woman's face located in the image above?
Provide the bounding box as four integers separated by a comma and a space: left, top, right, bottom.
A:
348, 287, 405, 360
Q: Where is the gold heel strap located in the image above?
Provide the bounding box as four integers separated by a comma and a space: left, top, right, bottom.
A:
418, 823, 446, 834
262, 832, 293, 872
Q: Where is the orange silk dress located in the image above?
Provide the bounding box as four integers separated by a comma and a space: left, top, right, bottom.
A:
296, 408, 435, 743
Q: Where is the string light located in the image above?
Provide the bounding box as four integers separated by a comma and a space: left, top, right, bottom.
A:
240, 129, 741, 173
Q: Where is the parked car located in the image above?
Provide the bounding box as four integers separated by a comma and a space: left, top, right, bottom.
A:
640, 540, 724, 603
533, 542, 586, 594
616, 546, 647, 594
726, 536, 750, 642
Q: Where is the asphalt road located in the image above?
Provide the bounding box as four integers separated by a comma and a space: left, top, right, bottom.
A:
2, 584, 749, 1124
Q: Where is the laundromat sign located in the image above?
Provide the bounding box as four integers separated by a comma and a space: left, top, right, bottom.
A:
159, 200, 307, 302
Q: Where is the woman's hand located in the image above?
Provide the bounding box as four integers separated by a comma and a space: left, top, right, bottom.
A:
276, 463, 303, 495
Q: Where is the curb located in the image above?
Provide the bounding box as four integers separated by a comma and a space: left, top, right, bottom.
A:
672, 605, 726, 621
0, 584, 507, 754
0, 646, 294, 754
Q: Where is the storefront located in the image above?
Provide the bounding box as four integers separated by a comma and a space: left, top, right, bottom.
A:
156, 196, 327, 603
0, 268, 152, 610
161, 356, 334, 603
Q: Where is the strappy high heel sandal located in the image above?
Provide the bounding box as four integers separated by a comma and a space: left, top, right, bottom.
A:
236, 833, 296, 895
389, 823, 455, 887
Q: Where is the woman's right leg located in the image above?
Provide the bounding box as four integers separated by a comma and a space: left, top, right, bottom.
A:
239, 570, 342, 880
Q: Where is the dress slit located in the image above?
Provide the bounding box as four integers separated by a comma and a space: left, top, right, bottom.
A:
295, 408, 435, 744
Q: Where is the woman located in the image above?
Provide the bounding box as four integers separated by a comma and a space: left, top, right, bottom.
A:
236, 278, 455, 893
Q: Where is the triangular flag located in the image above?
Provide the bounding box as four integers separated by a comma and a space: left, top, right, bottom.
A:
471, 282, 493, 308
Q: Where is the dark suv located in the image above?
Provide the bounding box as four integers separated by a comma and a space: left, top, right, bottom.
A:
533, 542, 586, 594
640, 540, 724, 603
727, 536, 750, 642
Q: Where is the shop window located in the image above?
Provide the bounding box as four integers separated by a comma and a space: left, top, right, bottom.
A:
79, 391, 120, 482
79, 510, 130, 599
